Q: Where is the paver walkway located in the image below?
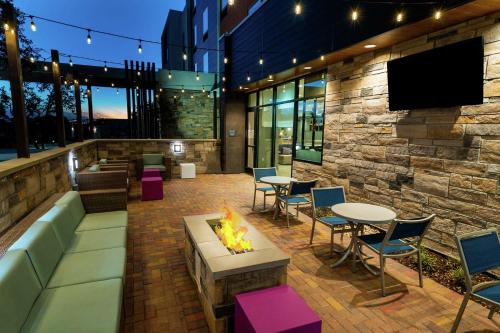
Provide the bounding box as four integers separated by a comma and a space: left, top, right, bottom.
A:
124, 173, 498, 333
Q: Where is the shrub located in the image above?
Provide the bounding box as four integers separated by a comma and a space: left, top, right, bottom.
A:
414, 248, 437, 272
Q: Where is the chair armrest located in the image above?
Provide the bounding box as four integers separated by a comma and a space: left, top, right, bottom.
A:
100, 164, 128, 172
79, 189, 127, 213
76, 170, 128, 191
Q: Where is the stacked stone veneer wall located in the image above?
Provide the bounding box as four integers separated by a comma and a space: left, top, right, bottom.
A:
96, 139, 221, 177
0, 142, 97, 233
293, 13, 500, 256
161, 89, 215, 139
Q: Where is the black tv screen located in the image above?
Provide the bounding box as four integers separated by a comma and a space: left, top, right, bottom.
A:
387, 37, 484, 111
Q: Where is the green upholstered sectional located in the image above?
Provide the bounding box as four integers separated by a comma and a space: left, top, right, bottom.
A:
0, 191, 127, 333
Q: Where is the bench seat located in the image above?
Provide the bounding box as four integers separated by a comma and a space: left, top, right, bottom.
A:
76, 211, 128, 231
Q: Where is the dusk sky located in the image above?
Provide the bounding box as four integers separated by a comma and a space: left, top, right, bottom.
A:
11, 0, 186, 119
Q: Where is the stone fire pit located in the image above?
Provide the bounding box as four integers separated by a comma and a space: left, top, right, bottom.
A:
184, 212, 290, 333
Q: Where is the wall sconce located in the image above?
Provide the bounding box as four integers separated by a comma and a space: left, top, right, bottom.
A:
72, 157, 79, 171
174, 144, 181, 153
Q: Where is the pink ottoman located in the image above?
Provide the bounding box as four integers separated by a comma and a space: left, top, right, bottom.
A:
141, 176, 163, 201
235, 285, 321, 333
143, 168, 161, 178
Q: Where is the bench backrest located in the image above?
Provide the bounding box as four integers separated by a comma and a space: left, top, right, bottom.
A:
54, 191, 86, 224
0, 250, 41, 333
37, 204, 80, 251
9, 221, 63, 287
143, 153, 163, 166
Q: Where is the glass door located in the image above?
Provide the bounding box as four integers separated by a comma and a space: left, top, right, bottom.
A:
246, 111, 255, 169
274, 102, 294, 176
257, 105, 273, 167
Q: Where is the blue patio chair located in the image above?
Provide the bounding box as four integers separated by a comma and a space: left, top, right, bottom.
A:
277, 179, 317, 227
310, 187, 353, 257
252, 167, 277, 210
451, 228, 500, 333
355, 214, 436, 296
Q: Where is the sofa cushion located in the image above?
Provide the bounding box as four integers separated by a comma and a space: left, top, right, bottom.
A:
99, 158, 108, 165
10, 222, 63, 288
37, 205, 80, 251
66, 227, 127, 253
143, 153, 163, 165
76, 211, 128, 232
88, 164, 100, 172
144, 164, 166, 172
0, 250, 42, 333
46, 247, 126, 288
21, 279, 122, 333
54, 191, 86, 224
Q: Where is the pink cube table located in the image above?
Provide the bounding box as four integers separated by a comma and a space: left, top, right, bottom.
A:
143, 168, 161, 178
141, 176, 163, 201
235, 285, 321, 333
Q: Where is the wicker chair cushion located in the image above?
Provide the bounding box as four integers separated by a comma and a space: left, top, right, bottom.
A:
98, 159, 108, 165
143, 154, 163, 165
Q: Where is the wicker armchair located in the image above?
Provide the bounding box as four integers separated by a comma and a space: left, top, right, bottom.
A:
76, 167, 128, 192
136, 154, 172, 180
79, 188, 127, 213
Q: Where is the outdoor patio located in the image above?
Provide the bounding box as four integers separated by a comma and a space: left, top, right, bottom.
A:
122, 173, 497, 333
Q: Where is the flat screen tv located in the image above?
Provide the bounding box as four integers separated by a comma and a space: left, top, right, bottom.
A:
387, 37, 484, 111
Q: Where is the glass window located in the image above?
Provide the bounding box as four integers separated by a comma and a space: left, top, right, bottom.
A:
298, 72, 326, 99
274, 102, 294, 176
193, 24, 197, 46
295, 97, 324, 164
257, 106, 273, 167
248, 93, 257, 107
203, 52, 209, 73
203, 8, 208, 35
221, 0, 228, 10
259, 88, 273, 105
276, 81, 295, 103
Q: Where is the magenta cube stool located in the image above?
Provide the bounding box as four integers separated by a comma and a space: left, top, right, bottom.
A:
141, 176, 163, 201
235, 285, 321, 333
143, 168, 161, 178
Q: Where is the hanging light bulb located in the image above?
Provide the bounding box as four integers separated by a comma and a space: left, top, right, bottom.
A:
320, 55, 325, 61
183, 50, 187, 61
246, 72, 251, 81
96, 87, 100, 92
116, 89, 119, 95
64, 80, 68, 85
222, 76, 226, 82
196, 71, 200, 80
104, 61, 108, 72
3, 23, 9, 31
29, 56, 35, 63
259, 55, 264, 65
351, 9, 359, 21
294, 0, 302, 15
224, 57, 228, 64
434, 9, 442, 20
111, 82, 115, 87
84, 78, 88, 83
138, 39, 142, 54
202, 86, 205, 93
168, 71, 172, 79
228, 0, 234, 5
190, 95, 194, 99
69, 56, 73, 67
239, 86, 243, 90
137, 70, 141, 76
222, 87, 226, 92
43, 64, 48, 71
86, 29, 92, 45
396, 11, 404, 23
181, 86, 185, 93
30, 16, 36, 32
159, 88, 163, 92
292, 55, 297, 64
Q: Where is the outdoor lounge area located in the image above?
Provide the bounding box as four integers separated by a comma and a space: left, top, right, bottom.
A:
1, 0, 500, 332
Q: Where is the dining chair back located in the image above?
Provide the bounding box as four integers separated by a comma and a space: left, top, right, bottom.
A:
388, 216, 434, 242
288, 180, 317, 196
451, 229, 500, 332
311, 187, 345, 209
253, 167, 277, 183
251, 167, 277, 210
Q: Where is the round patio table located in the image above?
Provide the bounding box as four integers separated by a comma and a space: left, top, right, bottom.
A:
330, 203, 396, 271
260, 176, 296, 220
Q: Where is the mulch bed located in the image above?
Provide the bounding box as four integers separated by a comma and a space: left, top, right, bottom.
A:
299, 206, 498, 310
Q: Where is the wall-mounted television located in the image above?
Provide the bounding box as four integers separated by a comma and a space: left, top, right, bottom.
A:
387, 37, 484, 111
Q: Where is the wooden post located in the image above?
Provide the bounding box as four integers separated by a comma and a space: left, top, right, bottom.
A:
86, 84, 94, 139
141, 61, 146, 138
2, 3, 29, 157
51, 49, 65, 147
73, 73, 83, 142
152, 62, 158, 138
125, 60, 132, 138
130, 61, 137, 138
145, 62, 151, 138
136, 61, 142, 138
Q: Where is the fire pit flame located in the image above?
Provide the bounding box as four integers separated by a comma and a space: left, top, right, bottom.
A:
215, 208, 253, 253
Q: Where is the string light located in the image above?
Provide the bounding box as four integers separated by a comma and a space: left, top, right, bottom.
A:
29, 56, 35, 63
294, 1, 302, 15
138, 39, 142, 54
228, 0, 234, 5
86, 29, 92, 44
116, 88, 119, 95
396, 11, 404, 23
64, 80, 68, 85
202, 86, 205, 93
222, 76, 226, 82
351, 9, 359, 21
434, 9, 442, 20
111, 82, 115, 87
292, 54, 297, 64
3, 23, 9, 31
96, 87, 100, 92
181, 86, 185, 93
183, 50, 187, 61
104, 61, 108, 72
137, 70, 141, 76
259, 54, 264, 65
320, 55, 325, 61
168, 71, 172, 79
69, 56, 73, 67
84, 78, 88, 83
30, 16, 36, 31
43, 64, 48, 71
196, 71, 200, 80
246, 72, 251, 81
224, 57, 228, 64
159, 88, 163, 92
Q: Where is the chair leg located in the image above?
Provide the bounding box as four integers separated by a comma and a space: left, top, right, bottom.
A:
488, 308, 495, 320
286, 203, 290, 227
451, 293, 470, 333
263, 193, 266, 209
310, 219, 316, 244
296, 205, 299, 217
330, 228, 334, 257
417, 247, 424, 288
252, 190, 256, 210
340, 225, 345, 241
380, 255, 386, 297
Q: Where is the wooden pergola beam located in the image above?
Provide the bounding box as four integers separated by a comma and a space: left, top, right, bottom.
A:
73, 73, 83, 142
86, 83, 94, 139
50, 49, 65, 147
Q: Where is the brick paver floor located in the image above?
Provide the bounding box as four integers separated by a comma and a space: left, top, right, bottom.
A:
124, 173, 499, 333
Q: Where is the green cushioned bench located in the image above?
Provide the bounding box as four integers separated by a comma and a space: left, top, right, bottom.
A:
0, 191, 127, 333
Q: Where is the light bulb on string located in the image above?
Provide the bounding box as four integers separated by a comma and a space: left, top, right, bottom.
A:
292, 54, 297, 64
434, 9, 442, 20
181, 86, 185, 93
351, 9, 359, 21
86, 29, 92, 45
224, 57, 228, 64
137, 70, 141, 76
259, 55, 263, 65
183, 50, 187, 61
43, 64, 48, 71
104, 61, 108, 72
196, 72, 200, 80
228, 0, 234, 5
222, 76, 226, 82
202, 86, 205, 93
111, 82, 115, 87
294, 0, 302, 15
30, 16, 36, 32
246, 72, 251, 81
396, 11, 404, 23
29, 56, 34, 63
4, 23, 9, 31
138, 40, 142, 54
168, 71, 172, 79
116, 89, 119, 95
96, 87, 100, 92
69, 56, 73, 67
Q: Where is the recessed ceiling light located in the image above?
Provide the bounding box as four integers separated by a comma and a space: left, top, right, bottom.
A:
304, 66, 312, 70
364, 44, 377, 49
267, 79, 274, 82
244, 87, 249, 90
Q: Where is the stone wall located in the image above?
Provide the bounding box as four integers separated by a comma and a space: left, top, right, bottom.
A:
96, 139, 221, 177
0, 142, 97, 233
161, 89, 215, 139
293, 13, 500, 256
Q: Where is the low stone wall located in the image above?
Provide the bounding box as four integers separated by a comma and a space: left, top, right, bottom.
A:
96, 139, 221, 177
293, 13, 500, 256
0, 141, 97, 233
